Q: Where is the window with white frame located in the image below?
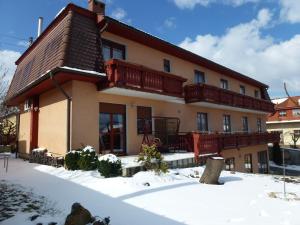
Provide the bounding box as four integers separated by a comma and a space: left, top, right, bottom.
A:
197, 112, 208, 132
292, 109, 300, 117
194, 70, 205, 84
223, 115, 231, 133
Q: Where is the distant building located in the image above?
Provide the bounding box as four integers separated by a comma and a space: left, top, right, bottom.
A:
267, 96, 300, 147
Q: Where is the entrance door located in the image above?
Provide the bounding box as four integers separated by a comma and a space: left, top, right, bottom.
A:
99, 103, 126, 154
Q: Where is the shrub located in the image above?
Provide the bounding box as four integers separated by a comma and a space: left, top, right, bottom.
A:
98, 154, 122, 178
77, 146, 98, 171
138, 144, 168, 175
65, 150, 81, 170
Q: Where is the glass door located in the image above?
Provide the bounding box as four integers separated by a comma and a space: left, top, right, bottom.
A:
99, 103, 126, 154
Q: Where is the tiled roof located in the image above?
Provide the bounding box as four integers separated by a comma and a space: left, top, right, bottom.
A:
6, 4, 103, 101
275, 96, 300, 109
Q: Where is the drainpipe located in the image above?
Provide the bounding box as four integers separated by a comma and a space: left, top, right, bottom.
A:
49, 72, 72, 152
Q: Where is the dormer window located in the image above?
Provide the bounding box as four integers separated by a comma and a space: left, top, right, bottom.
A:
279, 111, 287, 117
102, 39, 125, 61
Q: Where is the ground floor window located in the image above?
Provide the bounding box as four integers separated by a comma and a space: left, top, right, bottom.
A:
225, 158, 235, 171
257, 150, 268, 174
244, 154, 253, 173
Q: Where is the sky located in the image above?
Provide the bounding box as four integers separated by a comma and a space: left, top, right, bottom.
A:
0, 0, 300, 98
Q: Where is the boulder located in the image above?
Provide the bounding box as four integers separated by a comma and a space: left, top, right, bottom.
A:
64, 203, 94, 225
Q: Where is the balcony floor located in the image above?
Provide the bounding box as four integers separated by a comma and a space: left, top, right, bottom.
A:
189, 101, 269, 115
101, 87, 185, 104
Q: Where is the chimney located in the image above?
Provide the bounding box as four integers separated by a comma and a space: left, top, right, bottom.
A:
88, 0, 105, 15
37, 17, 43, 37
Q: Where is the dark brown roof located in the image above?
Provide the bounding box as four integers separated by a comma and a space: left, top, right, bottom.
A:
6, 4, 103, 101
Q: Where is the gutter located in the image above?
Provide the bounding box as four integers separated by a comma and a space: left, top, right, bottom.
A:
49, 71, 72, 153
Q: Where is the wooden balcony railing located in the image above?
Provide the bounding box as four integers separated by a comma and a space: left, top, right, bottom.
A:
191, 132, 280, 160
103, 59, 187, 97
184, 83, 274, 113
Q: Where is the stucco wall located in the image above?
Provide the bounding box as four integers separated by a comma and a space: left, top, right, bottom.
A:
102, 32, 262, 98
18, 108, 31, 158
267, 122, 300, 146
37, 82, 71, 155
221, 144, 268, 173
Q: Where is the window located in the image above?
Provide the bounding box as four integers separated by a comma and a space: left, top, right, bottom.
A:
240, 85, 246, 95
24, 99, 32, 112
102, 39, 125, 61
254, 90, 260, 98
225, 158, 235, 171
244, 154, 253, 173
137, 106, 152, 134
294, 130, 300, 135
257, 151, 268, 174
279, 111, 287, 117
242, 116, 248, 132
220, 79, 229, 90
194, 70, 205, 84
293, 109, 300, 117
223, 115, 231, 133
197, 113, 208, 132
257, 118, 262, 133
163, 59, 171, 72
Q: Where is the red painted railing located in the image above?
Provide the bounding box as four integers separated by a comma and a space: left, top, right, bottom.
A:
184, 83, 274, 113
104, 59, 187, 97
190, 132, 280, 160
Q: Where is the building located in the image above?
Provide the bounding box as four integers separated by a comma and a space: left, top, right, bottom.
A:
267, 96, 300, 147
5, 1, 279, 173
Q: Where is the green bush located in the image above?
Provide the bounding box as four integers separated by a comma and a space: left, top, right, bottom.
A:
65, 150, 81, 170
98, 154, 122, 178
138, 144, 168, 175
77, 146, 98, 171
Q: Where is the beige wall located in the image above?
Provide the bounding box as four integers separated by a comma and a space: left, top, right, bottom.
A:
18, 109, 31, 157
102, 32, 262, 98
267, 122, 300, 146
71, 81, 99, 150
69, 81, 266, 155
221, 144, 268, 173
37, 82, 71, 155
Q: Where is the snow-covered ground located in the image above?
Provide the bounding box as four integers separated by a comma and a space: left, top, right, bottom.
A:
1, 158, 300, 225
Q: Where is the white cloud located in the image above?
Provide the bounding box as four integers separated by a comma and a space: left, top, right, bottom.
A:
111, 7, 127, 20
172, 0, 259, 9
179, 8, 300, 97
164, 17, 177, 29
0, 50, 21, 82
279, 0, 300, 23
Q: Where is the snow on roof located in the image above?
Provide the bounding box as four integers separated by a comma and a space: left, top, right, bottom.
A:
60, 66, 106, 77
272, 97, 288, 105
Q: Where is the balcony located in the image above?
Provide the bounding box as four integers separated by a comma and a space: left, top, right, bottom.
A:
101, 59, 187, 98
184, 83, 274, 113
190, 132, 280, 157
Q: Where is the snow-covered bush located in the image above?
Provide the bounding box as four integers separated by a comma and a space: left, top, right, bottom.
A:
77, 146, 98, 171
65, 150, 81, 170
138, 144, 168, 175
98, 154, 122, 178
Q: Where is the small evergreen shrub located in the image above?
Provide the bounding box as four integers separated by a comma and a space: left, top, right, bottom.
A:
98, 154, 122, 178
77, 146, 98, 171
138, 144, 168, 175
65, 150, 81, 170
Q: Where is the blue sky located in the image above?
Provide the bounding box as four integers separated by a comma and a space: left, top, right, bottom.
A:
0, 0, 300, 97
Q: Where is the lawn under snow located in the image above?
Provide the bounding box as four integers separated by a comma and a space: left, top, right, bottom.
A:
1, 158, 300, 225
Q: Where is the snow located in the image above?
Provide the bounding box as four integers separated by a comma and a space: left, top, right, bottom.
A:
1, 158, 300, 225
269, 161, 300, 172
82, 145, 95, 153
99, 154, 120, 163
60, 66, 106, 77
32, 147, 46, 152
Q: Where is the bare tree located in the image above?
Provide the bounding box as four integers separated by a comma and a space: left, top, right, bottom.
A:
290, 132, 300, 149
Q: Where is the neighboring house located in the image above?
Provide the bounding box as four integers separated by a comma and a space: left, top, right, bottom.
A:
267, 96, 300, 147
5, 1, 279, 173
